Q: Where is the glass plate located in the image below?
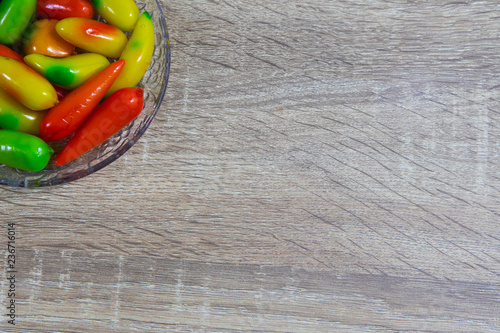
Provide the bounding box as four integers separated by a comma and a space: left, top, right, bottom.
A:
0, 0, 170, 187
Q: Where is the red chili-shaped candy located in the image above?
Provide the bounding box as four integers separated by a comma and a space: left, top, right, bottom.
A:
37, 0, 94, 20
55, 87, 144, 166
40, 59, 125, 142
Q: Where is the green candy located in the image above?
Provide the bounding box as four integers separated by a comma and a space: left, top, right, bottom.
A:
0, 130, 54, 171
0, 88, 46, 136
0, 0, 37, 45
24, 53, 110, 90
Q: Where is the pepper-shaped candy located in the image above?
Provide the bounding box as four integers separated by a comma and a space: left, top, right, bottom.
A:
40, 59, 125, 142
37, 0, 94, 20
56, 18, 128, 58
0, 0, 37, 45
0, 56, 58, 111
0, 88, 47, 136
0, 130, 54, 171
55, 87, 144, 166
25, 53, 110, 90
0, 45, 24, 63
107, 12, 155, 97
90, 0, 139, 31
23, 19, 76, 58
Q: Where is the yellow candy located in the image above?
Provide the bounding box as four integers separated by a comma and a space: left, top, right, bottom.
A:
106, 12, 155, 97
0, 88, 46, 136
0, 56, 58, 111
56, 18, 128, 58
90, 0, 139, 31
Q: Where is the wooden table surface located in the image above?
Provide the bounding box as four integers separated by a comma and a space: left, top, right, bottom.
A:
2, 0, 500, 332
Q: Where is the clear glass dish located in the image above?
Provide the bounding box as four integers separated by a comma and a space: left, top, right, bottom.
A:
0, 0, 170, 187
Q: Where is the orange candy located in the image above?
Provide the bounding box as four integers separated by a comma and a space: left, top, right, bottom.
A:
23, 19, 75, 58
56, 18, 128, 58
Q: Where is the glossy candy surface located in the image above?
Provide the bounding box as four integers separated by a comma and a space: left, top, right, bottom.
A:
55, 87, 144, 165
0, 130, 53, 171
0, 0, 37, 45
0, 89, 47, 136
107, 12, 155, 97
37, 0, 94, 20
40, 59, 125, 142
0, 56, 58, 111
25, 53, 110, 90
0, 45, 24, 62
56, 18, 128, 58
0, 0, 163, 179
90, 0, 139, 31
23, 19, 76, 58
53, 85, 67, 101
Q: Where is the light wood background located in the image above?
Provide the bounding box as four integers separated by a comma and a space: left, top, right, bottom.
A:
2, 0, 500, 332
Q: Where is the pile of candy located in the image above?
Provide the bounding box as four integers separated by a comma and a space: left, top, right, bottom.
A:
0, 0, 155, 171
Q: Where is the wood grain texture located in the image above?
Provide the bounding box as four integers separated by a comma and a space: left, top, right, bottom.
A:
2, 0, 500, 332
